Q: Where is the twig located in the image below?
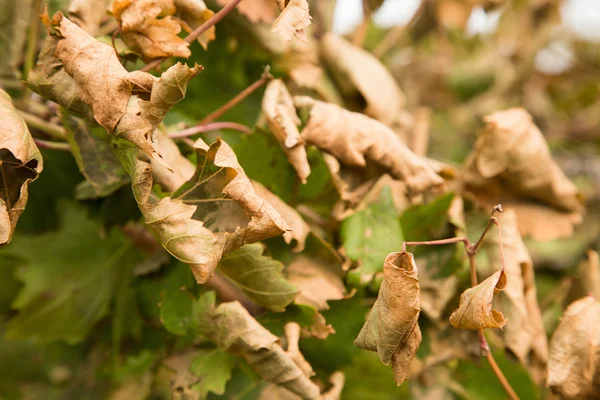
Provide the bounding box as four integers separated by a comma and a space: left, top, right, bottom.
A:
170, 121, 251, 138
198, 66, 273, 125
34, 138, 71, 151
402, 204, 519, 400
22, 0, 43, 97
19, 110, 67, 139
112, 28, 122, 63
140, 0, 244, 72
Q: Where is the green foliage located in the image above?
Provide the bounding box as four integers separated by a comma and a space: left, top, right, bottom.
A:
190, 349, 238, 397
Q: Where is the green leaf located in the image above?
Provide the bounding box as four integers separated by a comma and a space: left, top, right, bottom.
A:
341, 185, 403, 285
160, 289, 197, 336
217, 244, 298, 312
190, 348, 238, 397
61, 109, 129, 199
4, 201, 142, 344
400, 192, 455, 241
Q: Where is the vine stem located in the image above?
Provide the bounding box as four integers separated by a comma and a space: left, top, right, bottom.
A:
140, 0, 244, 72
34, 138, 71, 151
18, 110, 67, 139
170, 121, 251, 138
402, 204, 519, 400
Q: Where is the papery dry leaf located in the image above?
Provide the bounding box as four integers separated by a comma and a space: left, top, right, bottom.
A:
111, 0, 190, 59
68, 0, 111, 36
272, 0, 312, 42
566, 250, 600, 308
547, 296, 600, 400
355, 252, 421, 385
286, 256, 346, 310
463, 108, 584, 240
217, 0, 278, 23
304, 311, 335, 340
258, 371, 345, 400
320, 33, 406, 129
449, 270, 507, 330
252, 180, 309, 251
289, 64, 323, 89
484, 209, 548, 367
295, 97, 444, 197
202, 299, 321, 398
115, 137, 288, 283
510, 202, 582, 242
262, 79, 311, 183
0, 90, 43, 246
150, 129, 196, 192
174, 0, 216, 49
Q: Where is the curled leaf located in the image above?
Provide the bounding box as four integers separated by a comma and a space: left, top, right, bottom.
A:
354, 252, 421, 385
484, 209, 548, 367
547, 296, 600, 400
198, 295, 321, 398
0, 90, 43, 246
320, 33, 406, 129
272, 0, 312, 42
449, 270, 507, 330
262, 79, 310, 183
110, 0, 190, 59
115, 137, 288, 283
463, 108, 584, 240
295, 97, 444, 197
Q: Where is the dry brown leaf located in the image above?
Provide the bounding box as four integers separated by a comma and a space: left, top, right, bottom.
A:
286, 256, 346, 310
68, 0, 111, 36
0, 90, 43, 246
303, 311, 335, 340
174, 0, 216, 49
567, 250, 600, 306
217, 0, 278, 23
262, 79, 311, 183
463, 108, 584, 240
510, 202, 582, 242
547, 296, 600, 400
320, 33, 407, 129
110, 0, 190, 59
355, 252, 422, 385
259, 371, 345, 400
205, 300, 321, 398
252, 180, 310, 251
484, 209, 548, 368
295, 97, 444, 197
417, 262, 458, 321
150, 129, 196, 192
449, 270, 507, 330
116, 137, 288, 283
272, 0, 311, 42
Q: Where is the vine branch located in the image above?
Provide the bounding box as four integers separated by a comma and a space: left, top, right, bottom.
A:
402, 204, 519, 400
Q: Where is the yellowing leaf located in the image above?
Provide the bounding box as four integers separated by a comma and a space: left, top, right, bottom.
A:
547, 296, 600, 400
115, 137, 288, 283
111, 0, 190, 59
320, 33, 407, 129
354, 252, 421, 385
262, 79, 310, 183
449, 270, 507, 330
0, 90, 43, 246
174, 0, 216, 50
295, 97, 444, 199
484, 209, 548, 368
272, 0, 311, 42
463, 108, 584, 240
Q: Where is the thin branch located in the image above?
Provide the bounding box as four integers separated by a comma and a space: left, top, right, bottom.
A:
22, 0, 43, 97
471, 204, 504, 253
402, 237, 470, 253
198, 66, 273, 125
34, 138, 71, 151
140, 0, 244, 72
19, 111, 67, 139
486, 351, 520, 400
170, 121, 251, 138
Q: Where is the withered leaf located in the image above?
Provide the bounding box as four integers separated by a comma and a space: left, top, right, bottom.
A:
110, 0, 190, 59
568, 250, 600, 303
484, 209, 548, 366
68, 0, 111, 36
449, 270, 507, 330
217, 0, 278, 24
547, 296, 600, 400
295, 97, 444, 197
262, 79, 311, 183
354, 252, 421, 385
320, 33, 406, 129
285, 256, 346, 311
463, 108, 584, 240
272, 0, 312, 42
217, 243, 298, 312
252, 180, 309, 251
259, 371, 345, 400
0, 90, 43, 246
46, 11, 201, 165
174, 0, 216, 50
115, 137, 288, 283
197, 295, 321, 398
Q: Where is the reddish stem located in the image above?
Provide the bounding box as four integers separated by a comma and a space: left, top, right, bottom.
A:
34, 138, 70, 151
170, 121, 251, 138
140, 0, 244, 72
